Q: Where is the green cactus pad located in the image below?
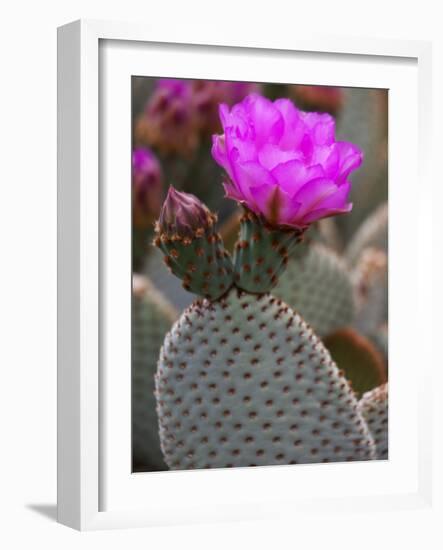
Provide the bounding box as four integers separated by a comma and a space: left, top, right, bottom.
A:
154, 222, 234, 301
132, 275, 178, 471
233, 210, 305, 294
323, 328, 386, 397
273, 243, 355, 337
155, 288, 375, 469
358, 383, 388, 460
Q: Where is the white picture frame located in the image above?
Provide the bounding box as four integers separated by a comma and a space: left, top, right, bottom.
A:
57, 19, 434, 531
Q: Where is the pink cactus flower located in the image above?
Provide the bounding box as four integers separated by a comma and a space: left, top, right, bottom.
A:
212, 94, 363, 229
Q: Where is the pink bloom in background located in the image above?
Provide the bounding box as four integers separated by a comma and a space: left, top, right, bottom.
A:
136, 78, 261, 157
132, 147, 163, 228
135, 79, 200, 157
212, 94, 363, 229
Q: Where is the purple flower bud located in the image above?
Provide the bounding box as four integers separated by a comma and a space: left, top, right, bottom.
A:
158, 187, 215, 237
212, 93, 363, 229
132, 147, 163, 228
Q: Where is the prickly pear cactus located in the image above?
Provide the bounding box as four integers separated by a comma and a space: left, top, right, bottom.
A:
156, 288, 375, 469
150, 89, 380, 471
346, 202, 388, 266
274, 243, 355, 338
132, 275, 178, 471
358, 383, 388, 459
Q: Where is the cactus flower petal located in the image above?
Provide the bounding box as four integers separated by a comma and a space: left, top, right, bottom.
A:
212, 93, 363, 229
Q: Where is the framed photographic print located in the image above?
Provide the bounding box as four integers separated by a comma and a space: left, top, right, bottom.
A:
57, 20, 434, 531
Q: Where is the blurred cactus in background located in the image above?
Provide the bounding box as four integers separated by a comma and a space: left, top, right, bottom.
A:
130, 79, 388, 471
132, 147, 164, 270
132, 274, 178, 471
290, 85, 344, 116
135, 79, 200, 158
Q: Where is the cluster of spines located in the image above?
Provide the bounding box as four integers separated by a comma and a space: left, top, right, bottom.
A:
233, 209, 305, 294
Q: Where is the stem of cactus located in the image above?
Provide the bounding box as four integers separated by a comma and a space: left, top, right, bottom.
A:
233, 209, 306, 294
154, 187, 235, 301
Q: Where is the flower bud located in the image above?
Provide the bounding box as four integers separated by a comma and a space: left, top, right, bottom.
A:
158, 187, 215, 238
154, 187, 234, 301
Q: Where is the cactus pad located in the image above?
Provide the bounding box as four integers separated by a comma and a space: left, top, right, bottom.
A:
233, 209, 305, 294
357, 383, 388, 459
132, 275, 178, 471
274, 243, 355, 337
156, 288, 375, 469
